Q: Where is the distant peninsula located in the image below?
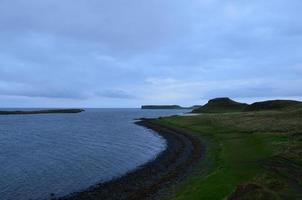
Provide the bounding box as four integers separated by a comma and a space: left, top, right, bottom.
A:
141, 105, 182, 109
141, 105, 200, 109
0, 109, 85, 115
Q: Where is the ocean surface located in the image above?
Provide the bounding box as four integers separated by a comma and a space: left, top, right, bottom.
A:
0, 108, 189, 200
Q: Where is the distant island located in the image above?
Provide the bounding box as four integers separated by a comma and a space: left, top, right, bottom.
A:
141, 105, 201, 109
142, 105, 183, 109
0, 109, 85, 115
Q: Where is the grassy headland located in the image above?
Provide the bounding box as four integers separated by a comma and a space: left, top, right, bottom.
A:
152, 99, 302, 199
192, 97, 248, 113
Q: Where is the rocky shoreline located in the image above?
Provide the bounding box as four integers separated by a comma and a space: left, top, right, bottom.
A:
59, 119, 203, 200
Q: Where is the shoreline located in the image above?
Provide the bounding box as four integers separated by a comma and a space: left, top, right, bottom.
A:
61, 118, 203, 200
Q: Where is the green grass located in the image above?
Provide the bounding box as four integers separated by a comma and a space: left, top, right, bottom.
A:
193, 106, 247, 113
155, 110, 302, 199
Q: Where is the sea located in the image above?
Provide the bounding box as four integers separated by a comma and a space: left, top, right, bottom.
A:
0, 108, 189, 200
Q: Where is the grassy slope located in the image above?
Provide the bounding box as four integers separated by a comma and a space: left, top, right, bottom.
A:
155, 110, 302, 200
244, 100, 302, 112
193, 106, 247, 113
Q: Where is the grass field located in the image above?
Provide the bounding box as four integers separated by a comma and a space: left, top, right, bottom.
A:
155, 109, 302, 199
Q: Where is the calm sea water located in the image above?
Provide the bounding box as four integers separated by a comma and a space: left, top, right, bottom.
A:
0, 108, 189, 200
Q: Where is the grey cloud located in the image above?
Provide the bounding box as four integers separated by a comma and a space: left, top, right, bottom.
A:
96, 90, 138, 99
0, 0, 192, 56
0, 0, 301, 107
205, 85, 302, 100
0, 80, 88, 99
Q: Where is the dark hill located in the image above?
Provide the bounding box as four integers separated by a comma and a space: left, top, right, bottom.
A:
244, 100, 302, 112
192, 97, 248, 113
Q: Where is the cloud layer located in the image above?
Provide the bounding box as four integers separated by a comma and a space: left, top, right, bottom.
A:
0, 0, 301, 107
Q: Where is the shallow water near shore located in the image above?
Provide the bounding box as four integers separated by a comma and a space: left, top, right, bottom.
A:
0, 108, 189, 200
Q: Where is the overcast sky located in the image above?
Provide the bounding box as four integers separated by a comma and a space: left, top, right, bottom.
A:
0, 0, 301, 107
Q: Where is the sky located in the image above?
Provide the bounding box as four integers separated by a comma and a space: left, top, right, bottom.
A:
0, 0, 302, 108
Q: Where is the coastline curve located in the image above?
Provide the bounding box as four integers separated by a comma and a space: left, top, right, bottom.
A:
61, 118, 203, 200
